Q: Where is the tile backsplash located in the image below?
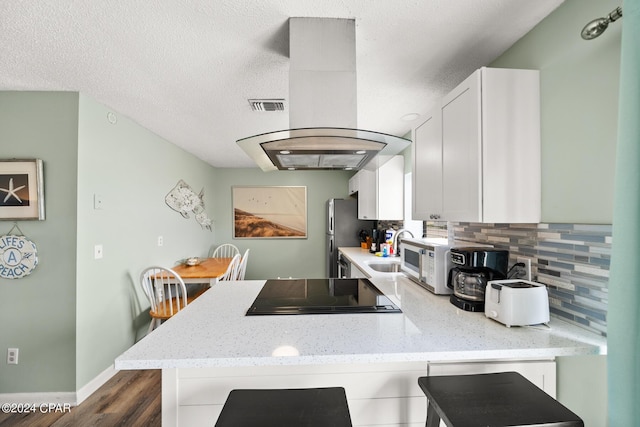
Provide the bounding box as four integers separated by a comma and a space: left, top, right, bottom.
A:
427, 222, 611, 337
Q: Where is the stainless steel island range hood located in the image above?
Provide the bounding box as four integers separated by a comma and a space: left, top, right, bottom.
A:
237, 18, 410, 171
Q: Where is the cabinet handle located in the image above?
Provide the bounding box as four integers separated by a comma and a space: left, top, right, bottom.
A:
430, 214, 441, 220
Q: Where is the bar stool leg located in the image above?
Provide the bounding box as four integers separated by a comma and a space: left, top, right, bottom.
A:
426, 402, 441, 427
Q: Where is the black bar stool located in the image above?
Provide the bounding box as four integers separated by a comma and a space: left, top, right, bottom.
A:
215, 387, 353, 427
417, 372, 583, 427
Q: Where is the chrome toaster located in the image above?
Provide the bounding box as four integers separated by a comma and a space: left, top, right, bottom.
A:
485, 279, 550, 327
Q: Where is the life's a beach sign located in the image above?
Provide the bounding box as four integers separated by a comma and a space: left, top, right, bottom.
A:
0, 234, 38, 279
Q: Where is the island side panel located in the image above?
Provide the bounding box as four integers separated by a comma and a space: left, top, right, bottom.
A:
162, 369, 178, 426
162, 359, 556, 426
171, 362, 429, 426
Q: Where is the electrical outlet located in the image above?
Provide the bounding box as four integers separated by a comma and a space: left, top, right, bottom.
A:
7, 348, 18, 364
157, 236, 164, 247
517, 257, 532, 281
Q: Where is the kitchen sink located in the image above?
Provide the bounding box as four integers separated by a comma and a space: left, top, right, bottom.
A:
366, 262, 402, 273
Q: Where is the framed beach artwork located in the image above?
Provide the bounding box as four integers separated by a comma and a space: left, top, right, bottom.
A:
232, 186, 307, 239
0, 159, 45, 221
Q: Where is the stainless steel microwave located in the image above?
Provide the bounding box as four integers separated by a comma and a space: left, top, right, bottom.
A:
400, 238, 453, 295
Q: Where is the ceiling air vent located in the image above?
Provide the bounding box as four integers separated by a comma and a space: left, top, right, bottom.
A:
249, 99, 286, 112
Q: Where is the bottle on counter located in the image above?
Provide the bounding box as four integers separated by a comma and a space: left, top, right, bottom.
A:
382, 243, 389, 257
385, 229, 395, 242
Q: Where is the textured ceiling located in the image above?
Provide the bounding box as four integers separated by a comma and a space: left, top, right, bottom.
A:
0, 0, 564, 168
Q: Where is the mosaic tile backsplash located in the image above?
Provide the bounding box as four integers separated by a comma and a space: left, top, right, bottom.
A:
427, 222, 611, 337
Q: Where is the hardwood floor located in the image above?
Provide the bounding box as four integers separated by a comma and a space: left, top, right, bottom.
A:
0, 369, 161, 427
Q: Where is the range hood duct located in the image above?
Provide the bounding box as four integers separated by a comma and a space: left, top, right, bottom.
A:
237, 18, 410, 171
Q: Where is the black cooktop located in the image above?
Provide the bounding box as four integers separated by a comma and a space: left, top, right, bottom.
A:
245, 278, 402, 316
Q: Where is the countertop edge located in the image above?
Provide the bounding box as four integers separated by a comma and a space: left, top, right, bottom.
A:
115, 345, 605, 370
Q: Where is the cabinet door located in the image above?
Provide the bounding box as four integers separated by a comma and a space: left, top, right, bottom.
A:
357, 169, 377, 219
481, 67, 541, 223
377, 155, 404, 220
441, 70, 482, 222
412, 111, 443, 220
348, 173, 359, 195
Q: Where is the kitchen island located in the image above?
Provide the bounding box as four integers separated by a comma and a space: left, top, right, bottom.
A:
116, 250, 606, 426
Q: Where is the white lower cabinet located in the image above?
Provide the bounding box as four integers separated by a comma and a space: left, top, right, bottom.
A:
169, 363, 429, 427
164, 359, 556, 427
349, 264, 367, 278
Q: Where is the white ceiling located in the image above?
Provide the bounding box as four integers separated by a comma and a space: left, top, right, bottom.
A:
0, 0, 564, 169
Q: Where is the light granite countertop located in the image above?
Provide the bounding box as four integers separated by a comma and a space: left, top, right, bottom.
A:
115, 247, 606, 370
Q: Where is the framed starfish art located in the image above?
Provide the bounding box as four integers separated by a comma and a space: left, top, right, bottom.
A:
0, 159, 45, 221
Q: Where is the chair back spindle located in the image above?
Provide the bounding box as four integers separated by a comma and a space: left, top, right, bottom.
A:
140, 266, 189, 334
210, 243, 240, 258
219, 254, 242, 281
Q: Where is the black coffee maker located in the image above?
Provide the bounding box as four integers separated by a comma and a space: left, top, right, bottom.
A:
447, 247, 509, 312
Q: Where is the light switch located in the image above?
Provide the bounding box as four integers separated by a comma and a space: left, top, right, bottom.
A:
94, 244, 103, 259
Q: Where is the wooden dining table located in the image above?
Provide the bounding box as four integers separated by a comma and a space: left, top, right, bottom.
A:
171, 257, 233, 287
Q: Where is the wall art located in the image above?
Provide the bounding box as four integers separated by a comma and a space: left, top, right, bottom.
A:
165, 179, 212, 231
232, 186, 307, 239
0, 159, 45, 221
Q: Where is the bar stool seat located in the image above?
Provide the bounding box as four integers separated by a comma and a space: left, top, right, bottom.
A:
215, 387, 353, 427
418, 372, 583, 427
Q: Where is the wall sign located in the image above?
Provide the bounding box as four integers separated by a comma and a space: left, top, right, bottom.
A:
0, 234, 38, 279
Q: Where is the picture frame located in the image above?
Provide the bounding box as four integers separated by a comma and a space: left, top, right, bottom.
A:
0, 159, 45, 221
232, 186, 307, 239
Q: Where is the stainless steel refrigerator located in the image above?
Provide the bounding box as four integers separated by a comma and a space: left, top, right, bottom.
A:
326, 198, 375, 278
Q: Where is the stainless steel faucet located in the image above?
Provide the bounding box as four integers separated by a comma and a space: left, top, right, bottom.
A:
392, 229, 415, 256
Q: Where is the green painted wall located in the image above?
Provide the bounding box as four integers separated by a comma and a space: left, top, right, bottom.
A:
488, 0, 614, 424
0, 92, 79, 392
212, 168, 353, 280
0, 91, 218, 394
490, 0, 620, 224
0, 91, 350, 394
75, 94, 218, 388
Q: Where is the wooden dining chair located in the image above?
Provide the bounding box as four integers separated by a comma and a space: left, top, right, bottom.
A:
210, 243, 240, 258
140, 266, 191, 334
235, 249, 250, 280
218, 254, 241, 281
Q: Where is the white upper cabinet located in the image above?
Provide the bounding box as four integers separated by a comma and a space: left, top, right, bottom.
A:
413, 109, 443, 220
355, 155, 404, 220
412, 67, 541, 223
348, 171, 359, 195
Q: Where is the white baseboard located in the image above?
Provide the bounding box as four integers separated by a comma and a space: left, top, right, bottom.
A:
0, 364, 118, 406
0, 391, 77, 405
76, 364, 118, 405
